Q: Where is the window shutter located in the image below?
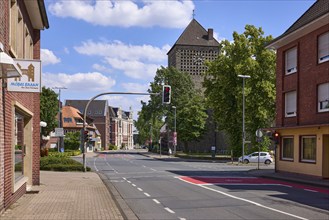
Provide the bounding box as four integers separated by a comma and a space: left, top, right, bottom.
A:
285, 47, 297, 74
285, 91, 296, 116
319, 32, 329, 62
318, 83, 329, 102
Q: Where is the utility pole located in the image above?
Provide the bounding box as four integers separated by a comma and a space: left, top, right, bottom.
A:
52, 86, 67, 152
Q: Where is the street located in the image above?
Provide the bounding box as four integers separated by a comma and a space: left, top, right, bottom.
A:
78, 151, 329, 220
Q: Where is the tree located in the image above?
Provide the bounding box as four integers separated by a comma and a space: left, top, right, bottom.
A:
64, 131, 81, 150
203, 25, 276, 156
40, 86, 59, 136
135, 66, 208, 152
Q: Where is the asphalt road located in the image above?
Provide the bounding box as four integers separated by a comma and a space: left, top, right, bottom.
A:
79, 151, 329, 220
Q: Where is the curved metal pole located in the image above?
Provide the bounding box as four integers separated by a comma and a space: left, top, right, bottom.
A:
83, 92, 159, 172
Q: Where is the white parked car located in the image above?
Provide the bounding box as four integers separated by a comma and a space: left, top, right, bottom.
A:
239, 152, 273, 164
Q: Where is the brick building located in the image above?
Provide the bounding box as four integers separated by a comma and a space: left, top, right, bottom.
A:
266, 0, 329, 178
0, 0, 49, 212
65, 100, 110, 150
109, 106, 134, 149
167, 19, 228, 153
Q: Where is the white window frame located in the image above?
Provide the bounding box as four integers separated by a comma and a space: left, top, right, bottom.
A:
285, 91, 297, 117
285, 47, 297, 75
281, 137, 294, 161
300, 136, 316, 163
318, 82, 329, 112
318, 32, 329, 63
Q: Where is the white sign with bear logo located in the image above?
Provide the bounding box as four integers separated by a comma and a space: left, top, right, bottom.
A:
7, 59, 41, 93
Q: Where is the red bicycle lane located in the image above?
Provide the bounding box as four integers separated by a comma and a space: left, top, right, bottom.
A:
179, 176, 329, 195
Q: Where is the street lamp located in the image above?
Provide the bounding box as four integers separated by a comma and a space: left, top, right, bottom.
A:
238, 74, 251, 163
149, 122, 152, 150
172, 106, 177, 155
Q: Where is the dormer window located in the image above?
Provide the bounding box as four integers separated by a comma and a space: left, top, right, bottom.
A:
318, 32, 329, 63
285, 47, 297, 75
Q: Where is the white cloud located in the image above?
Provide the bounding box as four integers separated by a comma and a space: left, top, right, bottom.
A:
42, 72, 116, 91
48, 0, 194, 28
63, 47, 70, 54
121, 82, 150, 93
74, 40, 170, 63
214, 32, 225, 43
41, 49, 61, 66
92, 63, 112, 73
105, 58, 159, 80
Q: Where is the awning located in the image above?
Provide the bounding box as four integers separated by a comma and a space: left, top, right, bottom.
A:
0, 47, 22, 79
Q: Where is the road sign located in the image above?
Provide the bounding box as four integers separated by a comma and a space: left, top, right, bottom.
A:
55, 128, 64, 137
256, 129, 263, 138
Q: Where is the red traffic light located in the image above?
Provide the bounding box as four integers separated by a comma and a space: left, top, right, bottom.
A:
162, 85, 171, 104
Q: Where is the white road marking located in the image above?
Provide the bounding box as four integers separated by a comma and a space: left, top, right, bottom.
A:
150, 168, 157, 171
137, 188, 143, 191
132, 184, 136, 187
144, 193, 151, 197
179, 218, 186, 220
164, 207, 175, 214
153, 199, 160, 204
93, 158, 99, 171
122, 177, 127, 180
179, 177, 308, 220
304, 189, 318, 193
127, 181, 131, 184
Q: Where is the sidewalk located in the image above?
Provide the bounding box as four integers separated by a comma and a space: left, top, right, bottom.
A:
0, 171, 124, 220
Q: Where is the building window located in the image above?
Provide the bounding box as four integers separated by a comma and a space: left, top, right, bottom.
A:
285, 91, 297, 117
285, 47, 297, 74
64, 117, 72, 123
300, 136, 316, 163
318, 82, 329, 112
14, 113, 24, 181
318, 32, 329, 63
282, 137, 294, 161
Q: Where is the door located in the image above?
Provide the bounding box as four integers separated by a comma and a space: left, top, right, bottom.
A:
323, 135, 329, 178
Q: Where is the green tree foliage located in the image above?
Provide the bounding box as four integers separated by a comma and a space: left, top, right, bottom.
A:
203, 25, 276, 156
40, 86, 59, 136
64, 131, 81, 150
135, 66, 208, 151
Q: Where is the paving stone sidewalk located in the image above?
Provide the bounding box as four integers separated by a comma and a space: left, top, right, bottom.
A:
0, 171, 124, 220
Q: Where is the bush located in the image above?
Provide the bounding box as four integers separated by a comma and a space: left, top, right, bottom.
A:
40, 156, 90, 172
48, 150, 81, 157
108, 144, 118, 150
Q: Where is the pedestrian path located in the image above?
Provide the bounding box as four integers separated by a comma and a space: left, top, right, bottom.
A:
0, 171, 124, 220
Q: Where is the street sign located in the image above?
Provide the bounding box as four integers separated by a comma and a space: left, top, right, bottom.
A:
55, 128, 64, 137
255, 129, 263, 138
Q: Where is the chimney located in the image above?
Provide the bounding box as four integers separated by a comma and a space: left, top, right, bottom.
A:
208, 28, 214, 40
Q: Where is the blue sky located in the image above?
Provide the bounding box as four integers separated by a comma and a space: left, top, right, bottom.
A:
41, 0, 315, 121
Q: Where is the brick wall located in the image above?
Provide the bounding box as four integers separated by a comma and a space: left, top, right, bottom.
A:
0, 0, 42, 211
276, 24, 329, 127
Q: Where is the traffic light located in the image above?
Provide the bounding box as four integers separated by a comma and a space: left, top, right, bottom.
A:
273, 131, 280, 145
162, 85, 171, 104
84, 130, 89, 143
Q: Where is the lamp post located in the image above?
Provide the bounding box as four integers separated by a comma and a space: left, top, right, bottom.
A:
238, 74, 251, 163
172, 106, 176, 155
52, 86, 67, 152
149, 122, 152, 150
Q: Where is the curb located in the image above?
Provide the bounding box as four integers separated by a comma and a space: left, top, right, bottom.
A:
97, 172, 138, 220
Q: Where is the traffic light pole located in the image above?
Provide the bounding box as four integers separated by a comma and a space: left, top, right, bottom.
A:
82, 92, 160, 172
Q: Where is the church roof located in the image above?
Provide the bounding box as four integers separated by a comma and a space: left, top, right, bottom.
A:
167, 19, 220, 54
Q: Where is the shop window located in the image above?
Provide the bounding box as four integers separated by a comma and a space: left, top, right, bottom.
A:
318, 82, 329, 112
14, 113, 24, 181
301, 136, 316, 163
285, 91, 297, 117
285, 47, 297, 74
282, 137, 294, 160
318, 32, 329, 63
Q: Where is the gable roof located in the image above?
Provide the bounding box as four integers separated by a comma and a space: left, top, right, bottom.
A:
167, 19, 220, 54
65, 100, 108, 117
267, 0, 329, 49
283, 0, 328, 37
62, 105, 94, 129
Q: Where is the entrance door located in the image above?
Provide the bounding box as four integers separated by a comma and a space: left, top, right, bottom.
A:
323, 135, 329, 178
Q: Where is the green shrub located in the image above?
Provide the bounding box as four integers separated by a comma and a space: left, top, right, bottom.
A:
40, 156, 90, 172
108, 144, 118, 150
48, 150, 81, 158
